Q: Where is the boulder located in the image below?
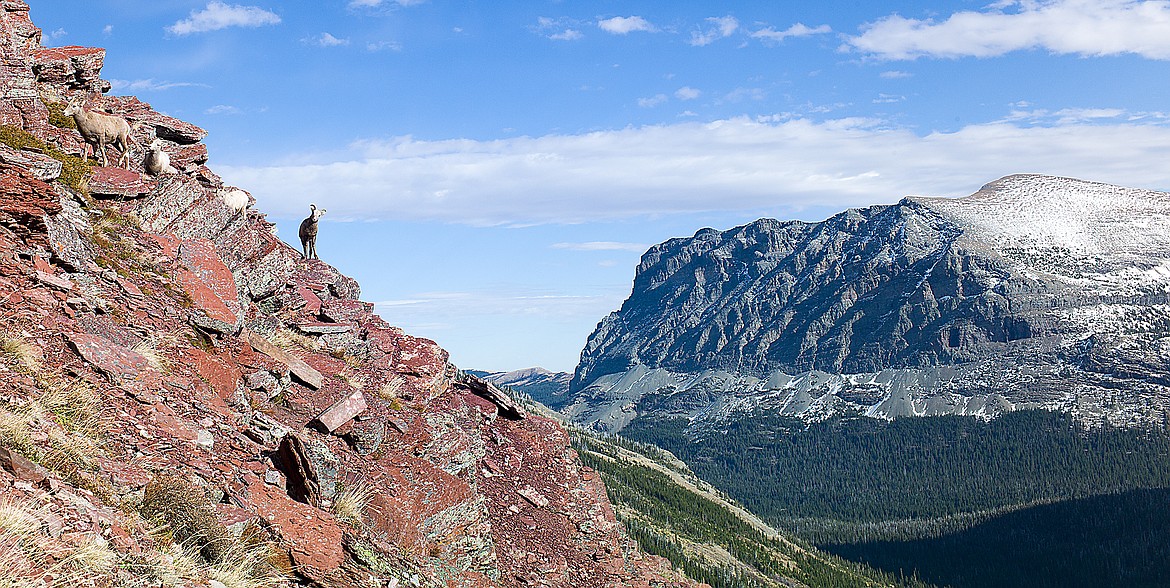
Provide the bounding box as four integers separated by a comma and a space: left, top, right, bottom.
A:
313, 389, 367, 433
32, 46, 107, 92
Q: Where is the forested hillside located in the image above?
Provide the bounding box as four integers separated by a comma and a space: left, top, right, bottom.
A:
621, 410, 1170, 587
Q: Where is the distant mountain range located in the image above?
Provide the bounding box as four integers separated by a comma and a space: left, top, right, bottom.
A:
470, 367, 572, 409
549, 175, 1170, 433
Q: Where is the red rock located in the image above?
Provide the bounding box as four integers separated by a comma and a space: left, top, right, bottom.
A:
297, 285, 322, 314
245, 478, 344, 582
34, 270, 72, 292
104, 95, 208, 144
65, 331, 153, 382
176, 238, 240, 333
32, 46, 106, 91
186, 348, 242, 403
242, 329, 323, 389
115, 276, 143, 298
0, 143, 61, 181
0, 446, 49, 486
88, 166, 153, 198
0, 165, 59, 247
170, 142, 208, 172
314, 389, 367, 432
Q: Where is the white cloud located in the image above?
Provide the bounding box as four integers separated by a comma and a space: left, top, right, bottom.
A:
598, 16, 656, 35
375, 290, 617, 324
846, 0, 1170, 60
638, 94, 669, 108
549, 29, 583, 41
880, 70, 913, 79
751, 22, 831, 43
552, 242, 649, 252
102, 25, 114, 36
690, 16, 739, 46
720, 87, 766, 103
305, 32, 349, 47
366, 40, 402, 51
205, 104, 242, 115
675, 86, 701, 100
166, 1, 280, 36
873, 93, 905, 104
218, 116, 1170, 226
349, 0, 426, 7
47, 28, 67, 41
109, 78, 207, 91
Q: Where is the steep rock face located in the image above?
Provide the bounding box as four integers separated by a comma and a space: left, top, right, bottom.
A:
571, 175, 1170, 430
0, 4, 700, 588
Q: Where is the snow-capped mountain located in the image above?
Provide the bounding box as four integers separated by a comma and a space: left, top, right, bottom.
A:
567, 175, 1170, 432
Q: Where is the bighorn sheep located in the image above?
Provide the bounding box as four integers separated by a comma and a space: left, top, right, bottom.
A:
63, 96, 133, 168
143, 139, 177, 176
219, 188, 249, 212
298, 204, 326, 260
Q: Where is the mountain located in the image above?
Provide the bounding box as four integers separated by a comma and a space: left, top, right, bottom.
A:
0, 5, 701, 587
472, 367, 572, 411
568, 174, 1170, 433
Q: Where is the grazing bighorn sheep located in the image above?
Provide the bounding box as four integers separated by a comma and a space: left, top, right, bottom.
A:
298, 204, 326, 260
143, 139, 177, 176
63, 96, 133, 168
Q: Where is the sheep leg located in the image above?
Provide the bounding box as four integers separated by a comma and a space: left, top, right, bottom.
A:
96, 142, 109, 167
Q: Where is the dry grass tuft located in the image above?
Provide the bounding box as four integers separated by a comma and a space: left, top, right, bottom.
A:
378, 375, 405, 401
35, 372, 103, 437
337, 369, 365, 391
270, 329, 317, 351
132, 337, 172, 373
1, 336, 40, 371
332, 480, 376, 527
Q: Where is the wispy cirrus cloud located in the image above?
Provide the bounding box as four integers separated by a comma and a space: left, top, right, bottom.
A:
109, 78, 208, 92
637, 94, 669, 108
205, 104, 243, 115
166, 1, 280, 36
552, 242, 649, 253
219, 114, 1170, 227
304, 32, 349, 47
690, 16, 738, 46
846, 0, 1170, 60
751, 22, 831, 44
598, 16, 656, 35
349, 0, 426, 7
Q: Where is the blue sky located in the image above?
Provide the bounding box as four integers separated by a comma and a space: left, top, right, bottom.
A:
33, 1, 1170, 372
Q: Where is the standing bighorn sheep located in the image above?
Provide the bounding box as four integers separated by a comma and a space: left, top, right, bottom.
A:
299, 204, 326, 260
143, 138, 177, 176
63, 96, 133, 168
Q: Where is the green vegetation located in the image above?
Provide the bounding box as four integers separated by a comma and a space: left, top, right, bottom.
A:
0, 125, 91, 196
620, 409, 1170, 587
572, 430, 934, 588
623, 410, 1170, 525
825, 489, 1170, 588
42, 98, 76, 130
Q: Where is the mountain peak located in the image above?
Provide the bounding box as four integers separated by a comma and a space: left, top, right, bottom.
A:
571, 174, 1170, 430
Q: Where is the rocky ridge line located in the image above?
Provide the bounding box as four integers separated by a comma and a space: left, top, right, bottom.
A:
0, 3, 701, 587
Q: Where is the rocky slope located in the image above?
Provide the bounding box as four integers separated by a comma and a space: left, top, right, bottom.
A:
0, 3, 700, 587
569, 175, 1170, 432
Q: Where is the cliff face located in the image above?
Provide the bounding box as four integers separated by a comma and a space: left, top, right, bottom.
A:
570, 175, 1170, 432
0, 3, 698, 587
